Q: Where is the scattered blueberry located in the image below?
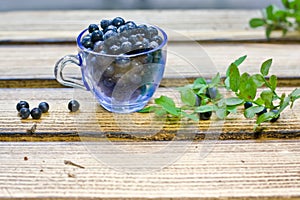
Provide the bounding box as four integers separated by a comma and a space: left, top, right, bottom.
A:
31, 108, 42, 119
68, 100, 80, 112
206, 87, 218, 99
244, 102, 253, 109
38, 102, 49, 113
199, 111, 212, 120
19, 107, 31, 119
270, 109, 280, 122
88, 24, 99, 33
16, 101, 29, 112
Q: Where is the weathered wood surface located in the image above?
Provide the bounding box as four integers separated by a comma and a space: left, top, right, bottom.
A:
0, 43, 300, 87
1, 87, 300, 141
0, 10, 299, 42
0, 140, 300, 199
1, 9, 300, 199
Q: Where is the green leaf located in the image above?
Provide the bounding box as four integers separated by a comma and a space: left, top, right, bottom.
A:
266, 26, 273, 39
244, 106, 266, 118
249, 18, 266, 27
180, 111, 199, 121
228, 63, 240, 92
180, 88, 196, 106
260, 90, 274, 108
278, 96, 290, 113
269, 75, 277, 91
239, 73, 257, 101
224, 77, 230, 90
260, 59, 273, 76
155, 96, 179, 116
256, 112, 276, 125
233, 55, 247, 67
251, 74, 265, 87
209, 73, 221, 87
225, 97, 244, 106
193, 77, 207, 89
290, 88, 300, 99
265, 5, 275, 20
195, 105, 217, 113
216, 108, 227, 119
138, 106, 157, 113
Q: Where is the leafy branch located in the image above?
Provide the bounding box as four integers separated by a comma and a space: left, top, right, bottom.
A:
249, 0, 300, 39
139, 55, 300, 129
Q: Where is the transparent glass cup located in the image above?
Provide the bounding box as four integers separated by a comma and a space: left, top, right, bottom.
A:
55, 25, 167, 113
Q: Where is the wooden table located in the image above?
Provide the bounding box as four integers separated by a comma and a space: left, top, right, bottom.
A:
1, 9, 300, 199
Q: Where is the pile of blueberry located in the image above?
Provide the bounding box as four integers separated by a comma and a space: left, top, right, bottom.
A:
17, 100, 80, 120
81, 17, 163, 55
16, 101, 49, 119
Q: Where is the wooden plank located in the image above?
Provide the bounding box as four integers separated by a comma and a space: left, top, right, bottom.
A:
0, 140, 300, 199
0, 43, 299, 87
0, 10, 298, 42
1, 87, 300, 141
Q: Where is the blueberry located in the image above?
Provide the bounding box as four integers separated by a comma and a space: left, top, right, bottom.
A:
136, 24, 148, 34
128, 35, 138, 44
195, 95, 201, 106
19, 107, 30, 119
91, 30, 103, 42
104, 25, 118, 33
31, 108, 42, 119
117, 25, 129, 33
206, 87, 218, 99
257, 107, 267, 116
112, 17, 125, 27
147, 26, 158, 38
270, 109, 280, 122
93, 41, 105, 52
125, 21, 137, 29
244, 102, 253, 109
16, 101, 29, 112
81, 35, 93, 49
88, 24, 99, 33
100, 19, 112, 30
68, 100, 80, 112
108, 45, 121, 54
38, 102, 49, 113
103, 30, 118, 40
121, 41, 133, 53
199, 111, 212, 120
149, 41, 159, 49
151, 35, 163, 44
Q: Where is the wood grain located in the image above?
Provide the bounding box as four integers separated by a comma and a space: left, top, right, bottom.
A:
0, 10, 299, 42
0, 140, 299, 199
1, 87, 300, 141
0, 43, 299, 87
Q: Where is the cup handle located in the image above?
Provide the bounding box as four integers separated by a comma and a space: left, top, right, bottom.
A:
54, 54, 86, 90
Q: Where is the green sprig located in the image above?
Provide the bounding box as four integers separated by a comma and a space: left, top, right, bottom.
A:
249, 0, 300, 39
138, 55, 300, 129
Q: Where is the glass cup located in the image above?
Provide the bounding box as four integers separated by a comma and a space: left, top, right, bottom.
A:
54, 25, 167, 113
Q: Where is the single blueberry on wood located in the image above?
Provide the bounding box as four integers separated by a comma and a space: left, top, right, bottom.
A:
38, 102, 49, 113
31, 108, 42, 119
20, 107, 31, 119
68, 100, 80, 112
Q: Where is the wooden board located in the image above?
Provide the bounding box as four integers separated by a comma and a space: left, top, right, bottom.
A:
0, 10, 299, 42
1, 87, 300, 141
0, 140, 300, 199
0, 43, 300, 87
